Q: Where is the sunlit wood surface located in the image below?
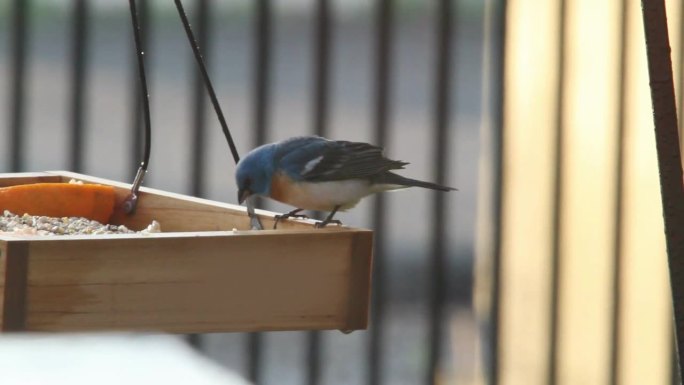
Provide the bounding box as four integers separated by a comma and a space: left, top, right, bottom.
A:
485, 0, 683, 384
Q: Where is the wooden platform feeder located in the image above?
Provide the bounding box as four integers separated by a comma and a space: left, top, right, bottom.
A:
0, 171, 373, 333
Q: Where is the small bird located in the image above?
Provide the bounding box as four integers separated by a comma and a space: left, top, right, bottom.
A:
235, 136, 456, 228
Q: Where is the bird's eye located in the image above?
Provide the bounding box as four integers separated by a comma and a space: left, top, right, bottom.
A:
243, 178, 251, 188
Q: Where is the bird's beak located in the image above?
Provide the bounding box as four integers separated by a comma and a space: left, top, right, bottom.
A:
238, 188, 252, 205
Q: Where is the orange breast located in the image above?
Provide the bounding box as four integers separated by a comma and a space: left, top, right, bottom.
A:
268, 172, 352, 211
269, 172, 295, 204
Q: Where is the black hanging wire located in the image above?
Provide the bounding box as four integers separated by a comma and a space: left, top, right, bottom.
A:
641, 0, 684, 382
172, 0, 264, 233
129, 0, 150, 179
123, 0, 153, 214
173, 0, 240, 165
124, 0, 245, 216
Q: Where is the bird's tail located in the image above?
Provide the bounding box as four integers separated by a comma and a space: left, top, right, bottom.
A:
376, 172, 457, 192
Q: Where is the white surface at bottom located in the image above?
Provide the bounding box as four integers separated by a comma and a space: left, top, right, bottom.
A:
0, 334, 252, 385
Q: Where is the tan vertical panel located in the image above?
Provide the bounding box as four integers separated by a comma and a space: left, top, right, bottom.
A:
556, 0, 620, 383
619, 0, 673, 383
669, 1, 682, 76
667, 0, 684, 152
500, 0, 677, 383
500, 0, 559, 383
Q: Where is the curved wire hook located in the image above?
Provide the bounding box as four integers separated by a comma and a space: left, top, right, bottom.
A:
123, 0, 152, 215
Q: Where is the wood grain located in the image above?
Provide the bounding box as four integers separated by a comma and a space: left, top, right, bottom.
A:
0, 172, 61, 188
21, 232, 366, 332
0, 171, 374, 333
51, 171, 324, 231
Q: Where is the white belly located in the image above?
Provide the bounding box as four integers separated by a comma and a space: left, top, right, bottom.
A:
272, 179, 374, 211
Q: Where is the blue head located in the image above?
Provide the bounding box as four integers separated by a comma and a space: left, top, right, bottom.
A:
235, 143, 276, 204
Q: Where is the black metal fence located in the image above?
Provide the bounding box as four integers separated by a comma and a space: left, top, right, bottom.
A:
14, 0, 684, 385
11, 0, 684, 385
2, 1, 483, 385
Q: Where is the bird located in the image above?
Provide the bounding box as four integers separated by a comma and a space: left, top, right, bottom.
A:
235, 136, 456, 228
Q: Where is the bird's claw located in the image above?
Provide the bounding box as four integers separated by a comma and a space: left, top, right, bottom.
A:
250, 214, 264, 230
273, 210, 309, 229
314, 219, 342, 228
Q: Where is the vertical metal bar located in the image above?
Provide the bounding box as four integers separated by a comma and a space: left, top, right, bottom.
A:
185, 0, 211, 351
129, 0, 151, 178
426, 0, 453, 384
487, 0, 507, 382
548, 0, 568, 383
247, 333, 263, 384
313, 0, 331, 138
305, 331, 322, 385
609, 0, 629, 384
640, 1, 684, 383
253, 0, 271, 147
306, 1, 332, 384
247, 1, 272, 383
69, 0, 89, 172
186, 334, 203, 349
368, 1, 392, 385
9, 0, 29, 172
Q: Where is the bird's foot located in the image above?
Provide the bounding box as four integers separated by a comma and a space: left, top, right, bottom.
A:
314, 219, 343, 228
314, 205, 342, 228
273, 209, 309, 229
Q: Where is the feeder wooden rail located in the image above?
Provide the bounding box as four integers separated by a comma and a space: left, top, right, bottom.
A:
0, 171, 373, 333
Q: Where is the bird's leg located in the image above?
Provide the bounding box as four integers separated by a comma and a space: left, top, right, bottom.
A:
273, 208, 309, 229
315, 205, 343, 228
246, 197, 264, 230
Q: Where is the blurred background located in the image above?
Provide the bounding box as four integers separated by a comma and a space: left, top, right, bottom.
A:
0, 0, 481, 384
1, 0, 683, 384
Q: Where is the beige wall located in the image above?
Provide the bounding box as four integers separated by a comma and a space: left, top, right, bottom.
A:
478, 0, 683, 384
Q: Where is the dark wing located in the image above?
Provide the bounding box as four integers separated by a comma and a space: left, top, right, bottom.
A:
276, 136, 408, 182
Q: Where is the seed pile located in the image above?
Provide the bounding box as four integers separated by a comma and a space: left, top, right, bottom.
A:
0, 210, 161, 236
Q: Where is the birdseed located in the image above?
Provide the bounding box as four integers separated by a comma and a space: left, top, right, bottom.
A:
0, 210, 161, 236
